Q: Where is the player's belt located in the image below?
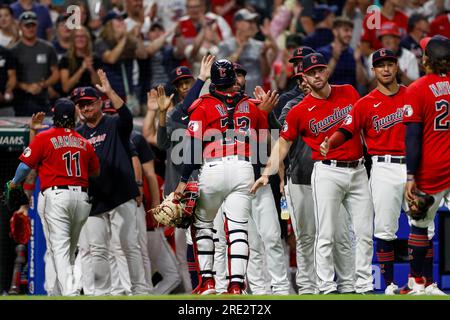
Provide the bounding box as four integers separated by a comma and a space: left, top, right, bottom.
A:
46, 185, 88, 192
205, 155, 250, 163
322, 159, 364, 168
375, 156, 406, 164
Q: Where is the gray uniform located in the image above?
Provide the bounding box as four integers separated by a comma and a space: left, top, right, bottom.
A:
280, 92, 356, 294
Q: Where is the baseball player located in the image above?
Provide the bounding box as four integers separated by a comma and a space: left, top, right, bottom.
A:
321, 48, 408, 295
74, 70, 148, 296
212, 63, 291, 295
9, 98, 100, 296
252, 52, 375, 294
400, 35, 450, 295
280, 63, 356, 295
173, 59, 269, 294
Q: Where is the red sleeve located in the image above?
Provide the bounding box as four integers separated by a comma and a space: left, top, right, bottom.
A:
18, 134, 45, 169
403, 82, 423, 123
187, 106, 206, 139
87, 142, 100, 174
280, 107, 300, 141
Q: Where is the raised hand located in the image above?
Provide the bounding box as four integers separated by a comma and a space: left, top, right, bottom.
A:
30, 112, 49, 131
258, 89, 279, 113
147, 88, 159, 111
253, 86, 266, 101
95, 69, 112, 94
156, 85, 174, 113
198, 54, 215, 81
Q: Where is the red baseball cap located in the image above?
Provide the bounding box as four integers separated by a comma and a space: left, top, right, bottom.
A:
378, 22, 401, 39
419, 37, 432, 51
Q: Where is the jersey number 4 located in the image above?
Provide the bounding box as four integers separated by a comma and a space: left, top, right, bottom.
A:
435, 100, 450, 131
62, 151, 81, 177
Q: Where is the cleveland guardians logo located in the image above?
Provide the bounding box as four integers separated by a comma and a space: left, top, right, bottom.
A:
22, 147, 31, 158
282, 122, 288, 132
379, 48, 386, 57
176, 67, 183, 76
372, 108, 404, 132
310, 55, 318, 64
219, 68, 226, 78
403, 105, 413, 117
309, 105, 353, 135
188, 121, 200, 132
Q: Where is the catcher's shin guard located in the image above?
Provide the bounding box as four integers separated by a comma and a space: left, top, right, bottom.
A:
192, 224, 215, 279
223, 213, 249, 287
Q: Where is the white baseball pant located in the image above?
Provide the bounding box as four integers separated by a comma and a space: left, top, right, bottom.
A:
78, 199, 149, 295
37, 187, 91, 296
194, 156, 254, 286
311, 161, 374, 294
147, 228, 183, 294
285, 181, 355, 294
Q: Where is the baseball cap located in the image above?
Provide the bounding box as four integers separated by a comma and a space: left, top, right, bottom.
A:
170, 66, 194, 85
103, 10, 127, 25
52, 98, 75, 120
289, 46, 316, 64
378, 22, 401, 39
286, 34, 303, 49
312, 4, 337, 23
233, 62, 247, 76
299, 53, 328, 73
70, 86, 101, 104
422, 35, 450, 60
372, 48, 398, 67
19, 11, 37, 25
291, 63, 304, 80
233, 8, 259, 23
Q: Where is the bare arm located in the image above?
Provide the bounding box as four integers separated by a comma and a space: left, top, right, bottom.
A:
102, 36, 127, 64
142, 89, 159, 146
6, 69, 16, 96
43, 65, 60, 88
142, 161, 160, 208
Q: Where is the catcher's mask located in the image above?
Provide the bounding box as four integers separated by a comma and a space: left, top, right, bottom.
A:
180, 181, 199, 218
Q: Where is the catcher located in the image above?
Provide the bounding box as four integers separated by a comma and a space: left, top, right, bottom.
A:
401, 35, 450, 295
7, 98, 100, 296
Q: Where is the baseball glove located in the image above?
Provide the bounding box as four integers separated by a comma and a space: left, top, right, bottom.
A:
10, 211, 31, 245
407, 193, 435, 221
2, 181, 30, 213
150, 192, 184, 227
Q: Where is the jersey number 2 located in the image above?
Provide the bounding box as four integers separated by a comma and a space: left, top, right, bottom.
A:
63, 151, 81, 177
435, 100, 450, 130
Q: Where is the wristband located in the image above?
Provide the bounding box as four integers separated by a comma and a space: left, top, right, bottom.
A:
23, 183, 35, 191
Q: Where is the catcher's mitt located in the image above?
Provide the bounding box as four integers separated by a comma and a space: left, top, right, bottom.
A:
10, 211, 31, 245
407, 193, 435, 221
2, 181, 29, 213
150, 192, 184, 227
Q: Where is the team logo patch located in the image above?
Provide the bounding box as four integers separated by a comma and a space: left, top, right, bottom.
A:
282, 122, 288, 132
22, 147, 31, 158
343, 115, 352, 125
403, 105, 413, 117
188, 121, 200, 132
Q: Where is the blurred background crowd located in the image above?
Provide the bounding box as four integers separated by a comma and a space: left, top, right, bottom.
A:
0, 0, 449, 118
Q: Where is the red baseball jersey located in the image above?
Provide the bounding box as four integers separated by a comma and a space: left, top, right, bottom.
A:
19, 127, 100, 190
361, 10, 408, 50
340, 86, 407, 156
187, 94, 268, 159
403, 74, 450, 194
281, 85, 362, 161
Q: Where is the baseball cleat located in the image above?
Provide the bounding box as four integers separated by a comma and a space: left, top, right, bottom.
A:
394, 276, 425, 295
227, 282, 246, 295
192, 277, 216, 295
384, 283, 398, 295
424, 283, 447, 296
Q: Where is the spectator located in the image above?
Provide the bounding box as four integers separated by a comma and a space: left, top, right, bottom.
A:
51, 13, 71, 61
429, 12, 450, 39
218, 8, 274, 96
59, 26, 101, 94
302, 4, 336, 50
174, 0, 232, 64
272, 34, 302, 93
144, 22, 177, 89
10, 0, 53, 40
401, 13, 429, 74
0, 43, 16, 115
342, 0, 371, 50
360, 0, 408, 57
11, 11, 59, 116
366, 22, 419, 87
152, 0, 186, 33
95, 10, 147, 100
211, 0, 240, 32
318, 16, 367, 88
0, 4, 19, 47
125, 0, 151, 35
